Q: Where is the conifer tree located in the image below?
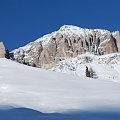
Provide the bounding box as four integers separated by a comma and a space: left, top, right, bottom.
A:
86, 66, 90, 77
5, 49, 11, 59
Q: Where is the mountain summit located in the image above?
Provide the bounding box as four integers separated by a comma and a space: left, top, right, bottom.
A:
13, 25, 120, 69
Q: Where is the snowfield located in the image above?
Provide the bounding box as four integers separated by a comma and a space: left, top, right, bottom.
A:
52, 53, 120, 83
0, 58, 120, 113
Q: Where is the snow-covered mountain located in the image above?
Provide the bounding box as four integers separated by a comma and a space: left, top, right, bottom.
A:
1, 25, 120, 115
13, 25, 120, 69
0, 58, 120, 113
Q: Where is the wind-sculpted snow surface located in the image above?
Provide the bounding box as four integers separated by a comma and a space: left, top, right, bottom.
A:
0, 58, 120, 113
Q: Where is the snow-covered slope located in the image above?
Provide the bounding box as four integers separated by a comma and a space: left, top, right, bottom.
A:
51, 53, 120, 83
0, 58, 120, 113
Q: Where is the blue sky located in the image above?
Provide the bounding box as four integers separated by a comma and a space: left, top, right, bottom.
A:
0, 0, 120, 51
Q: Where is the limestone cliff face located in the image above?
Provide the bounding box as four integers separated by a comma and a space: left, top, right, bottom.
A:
0, 42, 6, 58
116, 31, 120, 52
106, 34, 118, 54
13, 25, 120, 68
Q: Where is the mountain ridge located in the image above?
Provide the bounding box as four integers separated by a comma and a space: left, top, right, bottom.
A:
13, 25, 120, 69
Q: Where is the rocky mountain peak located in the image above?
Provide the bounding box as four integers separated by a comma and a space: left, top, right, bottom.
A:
13, 25, 120, 69
59, 25, 83, 32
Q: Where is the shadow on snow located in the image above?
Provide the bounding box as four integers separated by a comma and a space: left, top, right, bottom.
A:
0, 107, 120, 120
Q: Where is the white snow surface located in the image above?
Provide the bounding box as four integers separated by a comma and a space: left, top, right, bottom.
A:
52, 53, 120, 83
0, 58, 120, 113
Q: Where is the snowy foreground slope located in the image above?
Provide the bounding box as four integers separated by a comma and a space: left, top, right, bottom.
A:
0, 58, 120, 113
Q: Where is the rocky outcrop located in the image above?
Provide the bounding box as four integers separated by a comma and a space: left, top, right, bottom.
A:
13, 25, 120, 69
106, 34, 118, 54
0, 42, 6, 58
116, 31, 120, 52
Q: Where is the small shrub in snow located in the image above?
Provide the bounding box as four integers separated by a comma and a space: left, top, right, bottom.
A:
89, 67, 98, 79
86, 67, 98, 79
